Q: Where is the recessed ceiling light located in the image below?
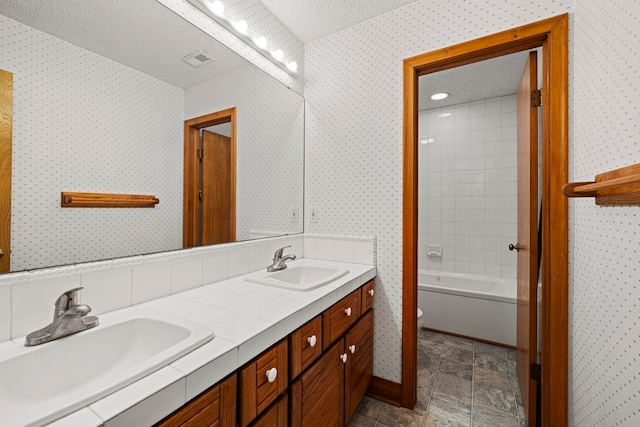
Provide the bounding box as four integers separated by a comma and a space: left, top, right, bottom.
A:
438, 112, 452, 118
431, 92, 449, 101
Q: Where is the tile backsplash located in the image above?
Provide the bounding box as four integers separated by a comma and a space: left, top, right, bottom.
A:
0, 234, 375, 342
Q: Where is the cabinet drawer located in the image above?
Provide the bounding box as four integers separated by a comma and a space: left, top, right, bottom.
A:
361, 280, 375, 314
239, 339, 288, 427
323, 289, 361, 350
250, 393, 288, 427
290, 315, 323, 380
155, 374, 236, 427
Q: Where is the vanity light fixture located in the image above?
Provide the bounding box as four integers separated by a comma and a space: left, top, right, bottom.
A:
430, 92, 449, 101
187, 0, 298, 75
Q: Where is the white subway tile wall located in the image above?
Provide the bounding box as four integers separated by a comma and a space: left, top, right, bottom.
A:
418, 95, 518, 279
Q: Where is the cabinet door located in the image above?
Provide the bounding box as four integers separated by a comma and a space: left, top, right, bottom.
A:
291, 339, 345, 427
344, 310, 373, 424
240, 340, 288, 427
250, 393, 287, 427
155, 374, 236, 427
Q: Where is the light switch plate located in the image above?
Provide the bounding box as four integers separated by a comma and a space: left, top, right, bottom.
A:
291, 207, 299, 223
310, 208, 318, 223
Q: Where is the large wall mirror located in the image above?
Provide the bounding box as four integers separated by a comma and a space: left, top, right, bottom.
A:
0, 0, 304, 272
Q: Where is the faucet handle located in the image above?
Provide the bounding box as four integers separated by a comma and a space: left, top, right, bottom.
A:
274, 245, 291, 259
55, 287, 84, 312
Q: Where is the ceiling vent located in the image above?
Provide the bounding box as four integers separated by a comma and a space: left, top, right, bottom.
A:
181, 51, 215, 68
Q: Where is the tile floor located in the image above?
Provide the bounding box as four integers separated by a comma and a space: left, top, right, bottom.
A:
348, 330, 526, 427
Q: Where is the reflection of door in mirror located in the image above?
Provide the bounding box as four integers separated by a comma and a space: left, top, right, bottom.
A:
0, 69, 11, 273
183, 108, 237, 248
200, 126, 233, 245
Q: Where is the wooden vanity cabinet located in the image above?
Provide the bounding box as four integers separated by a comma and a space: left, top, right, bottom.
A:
155, 374, 236, 427
291, 285, 374, 427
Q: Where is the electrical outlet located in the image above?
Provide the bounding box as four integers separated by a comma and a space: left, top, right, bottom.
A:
310, 208, 318, 223
291, 207, 299, 223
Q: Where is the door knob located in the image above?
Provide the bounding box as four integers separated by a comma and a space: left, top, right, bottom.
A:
0, 248, 3, 257
508, 243, 520, 252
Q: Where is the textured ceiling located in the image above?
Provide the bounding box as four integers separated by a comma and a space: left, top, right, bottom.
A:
0, 0, 249, 88
419, 51, 532, 110
259, 0, 419, 43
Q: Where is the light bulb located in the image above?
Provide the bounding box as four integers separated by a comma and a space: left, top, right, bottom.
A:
210, 0, 224, 16
254, 36, 267, 49
272, 49, 283, 61
287, 61, 298, 72
234, 19, 248, 34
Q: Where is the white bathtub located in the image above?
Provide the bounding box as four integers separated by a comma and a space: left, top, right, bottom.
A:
418, 270, 516, 346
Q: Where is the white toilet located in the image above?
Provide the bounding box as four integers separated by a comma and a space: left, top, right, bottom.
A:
417, 308, 424, 335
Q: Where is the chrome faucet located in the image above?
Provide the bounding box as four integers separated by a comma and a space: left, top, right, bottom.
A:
267, 246, 296, 272
25, 287, 99, 346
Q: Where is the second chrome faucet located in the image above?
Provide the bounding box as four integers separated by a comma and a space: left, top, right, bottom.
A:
267, 246, 296, 272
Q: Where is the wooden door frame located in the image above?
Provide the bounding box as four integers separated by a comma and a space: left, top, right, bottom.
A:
183, 107, 237, 248
402, 14, 569, 426
0, 69, 12, 273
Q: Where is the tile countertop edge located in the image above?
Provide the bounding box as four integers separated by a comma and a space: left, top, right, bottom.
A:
52, 259, 376, 427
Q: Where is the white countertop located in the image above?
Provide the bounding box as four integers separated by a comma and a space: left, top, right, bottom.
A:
0, 258, 376, 427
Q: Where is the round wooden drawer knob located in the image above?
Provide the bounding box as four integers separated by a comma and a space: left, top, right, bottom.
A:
266, 368, 278, 383
307, 335, 317, 347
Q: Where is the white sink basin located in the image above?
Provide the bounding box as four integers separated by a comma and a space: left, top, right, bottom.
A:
246, 265, 349, 291
0, 308, 214, 427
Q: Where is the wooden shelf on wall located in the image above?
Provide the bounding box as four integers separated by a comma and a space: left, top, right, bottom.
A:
61, 192, 160, 208
562, 163, 640, 206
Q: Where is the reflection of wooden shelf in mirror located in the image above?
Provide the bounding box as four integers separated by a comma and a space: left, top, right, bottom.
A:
61, 192, 160, 208
562, 162, 640, 205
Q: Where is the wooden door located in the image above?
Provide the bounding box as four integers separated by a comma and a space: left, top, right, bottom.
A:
344, 310, 373, 425
0, 69, 12, 273
516, 51, 539, 426
201, 130, 233, 246
291, 339, 345, 427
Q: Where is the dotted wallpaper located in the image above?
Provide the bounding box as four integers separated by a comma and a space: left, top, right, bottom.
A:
304, 0, 569, 382
1, 15, 185, 272
569, 1, 640, 425
184, 64, 304, 241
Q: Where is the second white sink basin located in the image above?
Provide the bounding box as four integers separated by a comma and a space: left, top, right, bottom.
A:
246, 265, 349, 291
0, 308, 214, 427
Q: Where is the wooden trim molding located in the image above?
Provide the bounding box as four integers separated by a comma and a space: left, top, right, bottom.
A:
60, 192, 159, 208
367, 376, 402, 407
402, 14, 569, 426
0, 69, 12, 273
